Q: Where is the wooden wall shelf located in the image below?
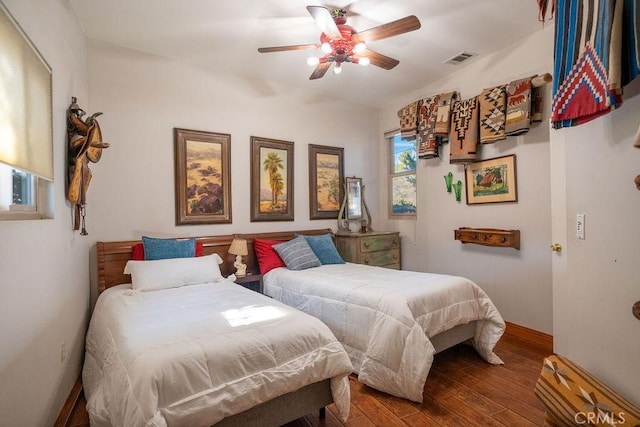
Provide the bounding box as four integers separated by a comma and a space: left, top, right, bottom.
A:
454, 227, 520, 250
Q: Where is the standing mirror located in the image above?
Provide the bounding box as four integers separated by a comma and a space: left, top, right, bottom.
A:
346, 177, 362, 220
338, 176, 372, 233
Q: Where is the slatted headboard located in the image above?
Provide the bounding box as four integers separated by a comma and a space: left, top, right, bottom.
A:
96, 228, 333, 293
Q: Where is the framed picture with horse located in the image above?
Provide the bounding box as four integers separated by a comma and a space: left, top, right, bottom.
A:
464, 154, 517, 205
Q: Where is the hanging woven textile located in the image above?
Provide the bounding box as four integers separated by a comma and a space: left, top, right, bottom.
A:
416, 95, 441, 159
398, 101, 419, 138
551, 0, 640, 129
449, 97, 480, 164
434, 91, 459, 141
479, 85, 507, 143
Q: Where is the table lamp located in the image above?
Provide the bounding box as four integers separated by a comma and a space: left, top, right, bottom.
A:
228, 238, 248, 276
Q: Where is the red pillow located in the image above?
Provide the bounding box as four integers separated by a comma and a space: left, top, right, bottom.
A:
253, 238, 286, 275
132, 241, 204, 260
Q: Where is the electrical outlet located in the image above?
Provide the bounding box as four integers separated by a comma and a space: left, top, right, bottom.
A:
60, 341, 66, 364
577, 213, 585, 240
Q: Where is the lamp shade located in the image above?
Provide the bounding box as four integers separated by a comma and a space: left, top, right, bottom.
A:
228, 238, 248, 256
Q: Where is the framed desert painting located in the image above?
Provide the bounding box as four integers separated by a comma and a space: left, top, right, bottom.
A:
250, 136, 294, 222
174, 128, 231, 225
465, 154, 517, 204
308, 144, 344, 220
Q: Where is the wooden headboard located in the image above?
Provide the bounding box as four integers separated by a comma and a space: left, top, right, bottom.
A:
96, 228, 333, 293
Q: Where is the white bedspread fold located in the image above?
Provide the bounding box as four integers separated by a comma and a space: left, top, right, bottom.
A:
264, 263, 505, 402
83, 281, 353, 427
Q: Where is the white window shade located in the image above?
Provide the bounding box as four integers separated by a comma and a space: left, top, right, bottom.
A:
0, 4, 53, 181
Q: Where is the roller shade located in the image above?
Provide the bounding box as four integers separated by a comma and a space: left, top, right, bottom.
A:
0, 4, 53, 181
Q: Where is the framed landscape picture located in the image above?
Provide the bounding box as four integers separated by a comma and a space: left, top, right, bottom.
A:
308, 144, 344, 220
250, 136, 294, 221
174, 128, 232, 224
465, 154, 517, 204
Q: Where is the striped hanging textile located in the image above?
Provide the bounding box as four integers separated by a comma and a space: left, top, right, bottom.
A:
398, 101, 419, 138
551, 0, 640, 129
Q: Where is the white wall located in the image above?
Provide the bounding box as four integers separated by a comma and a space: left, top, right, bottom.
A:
0, 0, 90, 426
377, 27, 555, 334
85, 40, 380, 292
552, 79, 640, 405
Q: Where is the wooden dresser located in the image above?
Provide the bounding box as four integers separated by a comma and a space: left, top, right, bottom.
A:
335, 231, 401, 269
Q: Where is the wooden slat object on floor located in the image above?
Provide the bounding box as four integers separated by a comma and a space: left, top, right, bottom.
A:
68, 328, 552, 426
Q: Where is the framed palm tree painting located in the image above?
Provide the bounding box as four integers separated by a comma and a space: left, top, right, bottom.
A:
250, 136, 294, 221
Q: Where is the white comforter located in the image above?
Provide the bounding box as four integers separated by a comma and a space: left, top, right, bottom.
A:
264, 263, 505, 402
83, 280, 352, 427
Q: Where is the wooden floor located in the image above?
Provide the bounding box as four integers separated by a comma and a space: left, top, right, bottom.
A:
68, 332, 552, 426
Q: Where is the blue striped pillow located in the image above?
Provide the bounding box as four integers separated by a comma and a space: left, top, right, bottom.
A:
273, 236, 321, 271
296, 233, 345, 265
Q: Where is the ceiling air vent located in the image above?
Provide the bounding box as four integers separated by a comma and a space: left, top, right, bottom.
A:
444, 51, 477, 65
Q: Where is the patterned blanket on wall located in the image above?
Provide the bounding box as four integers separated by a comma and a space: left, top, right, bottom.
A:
449, 97, 479, 164
551, 0, 640, 128
417, 95, 441, 159
398, 101, 419, 138
479, 85, 507, 144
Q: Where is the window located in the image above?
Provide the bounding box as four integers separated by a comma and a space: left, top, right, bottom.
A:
0, 163, 39, 215
388, 132, 417, 217
0, 3, 53, 220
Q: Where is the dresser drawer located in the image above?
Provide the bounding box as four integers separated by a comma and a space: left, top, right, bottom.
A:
360, 234, 400, 253
361, 249, 400, 267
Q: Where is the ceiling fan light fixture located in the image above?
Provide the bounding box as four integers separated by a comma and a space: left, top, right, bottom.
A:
353, 42, 366, 54
307, 56, 320, 66
321, 42, 332, 53
333, 63, 342, 74
358, 57, 370, 66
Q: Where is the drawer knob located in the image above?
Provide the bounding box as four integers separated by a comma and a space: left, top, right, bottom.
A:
500, 237, 507, 243
363, 258, 369, 264
392, 239, 398, 244
363, 242, 370, 248
393, 253, 398, 259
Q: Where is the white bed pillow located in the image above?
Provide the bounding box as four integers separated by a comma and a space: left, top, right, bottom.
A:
124, 253, 224, 291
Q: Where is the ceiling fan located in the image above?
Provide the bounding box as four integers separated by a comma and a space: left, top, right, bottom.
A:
257, 6, 421, 80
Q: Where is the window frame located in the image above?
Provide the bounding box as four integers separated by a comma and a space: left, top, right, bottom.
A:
387, 130, 417, 219
0, 163, 49, 220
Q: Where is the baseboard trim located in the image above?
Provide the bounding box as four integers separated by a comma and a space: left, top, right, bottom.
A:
54, 375, 83, 427
505, 321, 553, 350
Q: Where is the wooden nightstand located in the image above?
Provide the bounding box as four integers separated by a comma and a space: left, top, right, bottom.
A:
234, 272, 264, 294
335, 231, 401, 269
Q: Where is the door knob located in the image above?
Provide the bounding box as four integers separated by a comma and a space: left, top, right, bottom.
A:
550, 243, 562, 252
633, 301, 640, 321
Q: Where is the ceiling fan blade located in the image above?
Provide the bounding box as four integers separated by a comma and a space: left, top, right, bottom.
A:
309, 62, 332, 80
351, 15, 421, 44
359, 49, 399, 70
258, 44, 318, 53
306, 6, 342, 40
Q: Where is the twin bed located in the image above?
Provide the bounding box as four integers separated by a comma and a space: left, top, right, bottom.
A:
86, 229, 505, 426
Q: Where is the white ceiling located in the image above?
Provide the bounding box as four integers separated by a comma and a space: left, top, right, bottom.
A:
70, 0, 547, 108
